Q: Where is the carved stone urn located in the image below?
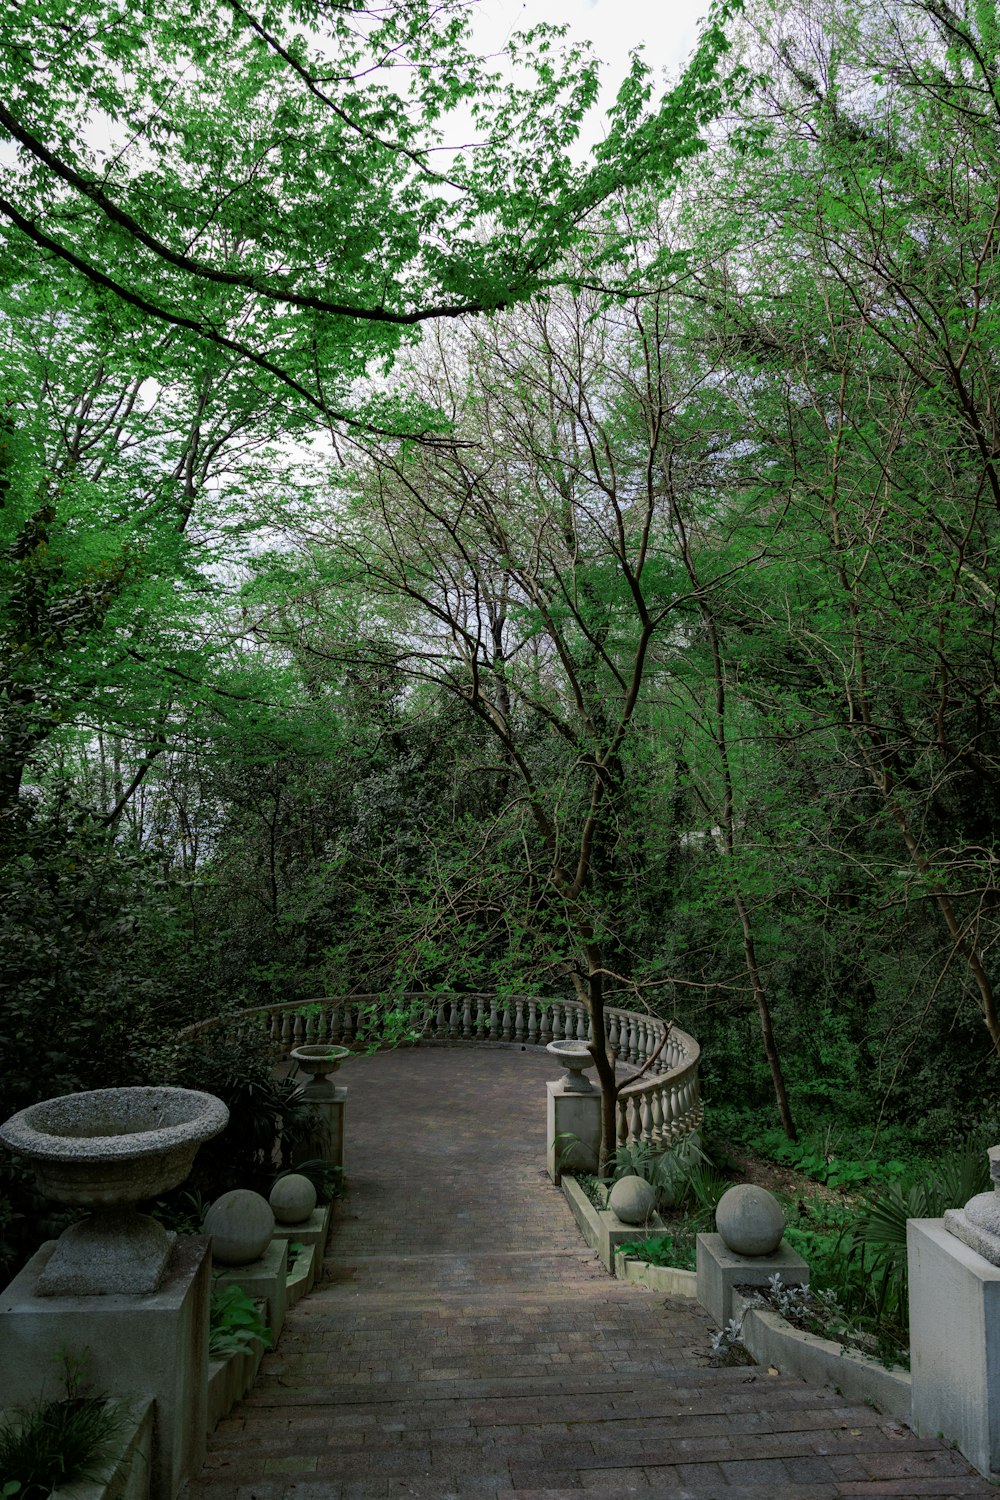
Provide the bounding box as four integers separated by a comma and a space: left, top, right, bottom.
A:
290, 1043, 350, 1099
546, 1038, 598, 1093
0, 1086, 229, 1296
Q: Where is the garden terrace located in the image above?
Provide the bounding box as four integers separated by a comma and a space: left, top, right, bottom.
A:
179, 993, 703, 1151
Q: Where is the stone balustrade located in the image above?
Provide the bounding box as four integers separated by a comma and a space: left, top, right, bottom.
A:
178, 993, 701, 1152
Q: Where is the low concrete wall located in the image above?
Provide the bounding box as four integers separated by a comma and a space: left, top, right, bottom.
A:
613, 1252, 698, 1297
286, 1242, 317, 1308
732, 1291, 912, 1423
560, 1175, 673, 1272
206, 1339, 266, 1432
43, 1398, 153, 1500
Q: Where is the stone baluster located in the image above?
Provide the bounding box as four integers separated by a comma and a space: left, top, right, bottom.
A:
280, 1013, 293, 1048
616, 1096, 629, 1147
527, 1000, 538, 1045
650, 1086, 664, 1146
502, 1001, 513, 1042
292, 1014, 305, 1046
269, 1015, 281, 1045
434, 997, 446, 1040
634, 1018, 647, 1064
669, 1083, 682, 1140
608, 1013, 621, 1060
539, 1003, 553, 1045
445, 998, 458, 1040
341, 1003, 355, 1044
461, 996, 473, 1039
489, 997, 500, 1040
514, 1000, 525, 1043
639, 1091, 654, 1144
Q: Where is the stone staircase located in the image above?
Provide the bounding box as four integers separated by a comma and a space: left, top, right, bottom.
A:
182, 1048, 992, 1500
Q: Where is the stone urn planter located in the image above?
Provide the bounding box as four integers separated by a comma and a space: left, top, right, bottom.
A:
290, 1043, 350, 1098
0, 1086, 229, 1296
546, 1038, 597, 1093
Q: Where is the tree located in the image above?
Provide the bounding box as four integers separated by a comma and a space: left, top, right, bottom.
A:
243, 274, 783, 1159
672, 0, 1000, 1082
0, 0, 743, 441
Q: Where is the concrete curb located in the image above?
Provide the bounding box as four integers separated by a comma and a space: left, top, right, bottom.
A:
732, 1291, 912, 1423
613, 1251, 698, 1297
207, 1331, 267, 1432
285, 1242, 317, 1307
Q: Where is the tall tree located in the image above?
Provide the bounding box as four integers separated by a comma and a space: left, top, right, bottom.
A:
0, 0, 742, 440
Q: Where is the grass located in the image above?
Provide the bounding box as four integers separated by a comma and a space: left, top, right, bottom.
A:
0, 1395, 124, 1499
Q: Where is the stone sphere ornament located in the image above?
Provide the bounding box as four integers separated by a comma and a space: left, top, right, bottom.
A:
269, 1173, 317, 1225
204, 1189, 274, 1265
715, 1184, 785, 1257
609, 1174, 657, 1225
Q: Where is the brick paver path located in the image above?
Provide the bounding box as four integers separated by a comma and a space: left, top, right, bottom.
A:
185, 1047, 993, 1499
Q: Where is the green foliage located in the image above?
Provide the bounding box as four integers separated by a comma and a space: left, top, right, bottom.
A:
617, 1229, 698, 1272
0, 1356, 123, 1500
608, 1136, 730, 1218
845, 1145, 992, 1335
158, 1032, 320, 1199
751, 1132, 909, 1192
208, 1283, 272, 1359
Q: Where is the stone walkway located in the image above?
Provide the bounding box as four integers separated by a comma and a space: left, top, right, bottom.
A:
184, 1047, 993, 1499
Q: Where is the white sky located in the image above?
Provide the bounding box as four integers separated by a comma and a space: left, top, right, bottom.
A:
472, 0, 713, 145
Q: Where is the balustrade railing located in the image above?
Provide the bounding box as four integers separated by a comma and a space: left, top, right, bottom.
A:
178, 992, 701, 1151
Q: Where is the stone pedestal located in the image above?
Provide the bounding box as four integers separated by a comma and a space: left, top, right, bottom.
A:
0, 1235, 210, 1500
269, 1202, 332, 1253
696, 1231, 809, 1328
213, 1236, 288, 1342
909, 1217, 1000, 1475
546, 1077, 601, 1182
293, 1085, 346, 1176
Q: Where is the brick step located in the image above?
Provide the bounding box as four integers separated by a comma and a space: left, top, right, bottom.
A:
241, 1370, 824, 1409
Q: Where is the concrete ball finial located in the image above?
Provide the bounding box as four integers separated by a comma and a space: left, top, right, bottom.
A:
715, 1184, 784, 1257
609, 1174, 657, 1225
204, 1189, 274, 1265
269, 1173, 318, 1225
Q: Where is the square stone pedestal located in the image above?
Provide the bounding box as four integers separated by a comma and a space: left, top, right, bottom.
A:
697, 1232, 809, 1328
293, 1085, 346, 1176
909, 1217, 1000, 1475
0, 1235, 210, 1500
546, 1078, 601, 1183
213, 1236, 288, 1342
270, 1202, 332, 1253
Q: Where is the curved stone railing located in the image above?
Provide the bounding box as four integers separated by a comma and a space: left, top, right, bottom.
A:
179, 993, 702, 1152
